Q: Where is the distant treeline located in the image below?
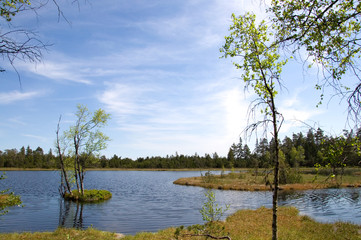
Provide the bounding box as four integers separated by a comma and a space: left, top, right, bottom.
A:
1, 128, 360, 169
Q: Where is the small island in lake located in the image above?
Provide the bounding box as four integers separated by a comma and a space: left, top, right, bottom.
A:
63, 189, 112, 203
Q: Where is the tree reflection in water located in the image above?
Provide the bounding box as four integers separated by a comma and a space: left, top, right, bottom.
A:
58, 199, 84, 229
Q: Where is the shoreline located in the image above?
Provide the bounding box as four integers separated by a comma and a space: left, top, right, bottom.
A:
173, 177, 361, 191
0, 206, 359, 239
0, 167, 228, 171
173, 170, 361, 191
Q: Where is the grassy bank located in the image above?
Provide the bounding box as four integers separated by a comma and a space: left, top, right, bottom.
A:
174, 169, 361, 191
0, 207, 359, 239
0, 167, 228, 171
64, 189, 112, 202
0, 228, 121, 240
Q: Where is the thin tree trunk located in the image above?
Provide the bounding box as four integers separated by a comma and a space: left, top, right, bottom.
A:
74, 137, 81, 193
79, 164, 84, 195
271, 98, 280, 240
80, 166, 85, 195
56, 116, 72, 196
74, 156, 80, 193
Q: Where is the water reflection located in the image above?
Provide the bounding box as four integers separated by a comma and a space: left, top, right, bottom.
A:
1, 171, 360, 235
58, 199, 84, 229
278, 188, 361, 223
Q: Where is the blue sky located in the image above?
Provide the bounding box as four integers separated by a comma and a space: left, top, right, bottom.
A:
0, 0, 352, 159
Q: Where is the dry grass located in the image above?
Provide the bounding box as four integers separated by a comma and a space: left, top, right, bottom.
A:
0, 228, 119, 240
1, 207, 359, 240
123, 207, 360, 240
173, 170, 361, 191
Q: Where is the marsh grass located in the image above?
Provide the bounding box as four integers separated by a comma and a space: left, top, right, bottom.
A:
64, 189, 112, 202
0, 227, 118, 240
1, 207, 359, 240
174, 168, 361, 191
123, 207, 360, 240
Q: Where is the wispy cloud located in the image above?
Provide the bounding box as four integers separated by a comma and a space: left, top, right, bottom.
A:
0, 90, 44, 104
22, 134, 49, 143
279, 89, 323, 133
98, 77, 250, 157
19, 58, 93, 85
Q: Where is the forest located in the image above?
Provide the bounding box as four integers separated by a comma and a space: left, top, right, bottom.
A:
0, 128, 360, 169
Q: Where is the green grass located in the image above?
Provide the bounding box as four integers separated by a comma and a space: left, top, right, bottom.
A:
0, 227, 118, 240
2, 207, 359, 240
64, 189, 112, 202
174, 168, 361, 191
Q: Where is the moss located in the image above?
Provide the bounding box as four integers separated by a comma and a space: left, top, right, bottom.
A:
64, 189, 112, 203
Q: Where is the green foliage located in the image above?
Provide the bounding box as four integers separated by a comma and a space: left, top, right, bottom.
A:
270, 0, 361, 81
64, 189, 112, 203
220, 13, 288, 118
0, 0, 30, 21
319, 132, 361, 179
270, 0, 361, 120
61, 104, 111, 196
0, 172, 22, 215
200, 190, 229, 223
174, 190, 230, 239
65, 104, 111, 158
201, 170, 216, 183
279, 152, 303, 184
1, 130, 361, 171
221, 11, 290, 240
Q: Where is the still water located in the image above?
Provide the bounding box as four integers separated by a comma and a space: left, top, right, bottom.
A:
0, 171, 360, 234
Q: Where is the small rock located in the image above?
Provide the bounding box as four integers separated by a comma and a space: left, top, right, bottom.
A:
114, 233, 125, 239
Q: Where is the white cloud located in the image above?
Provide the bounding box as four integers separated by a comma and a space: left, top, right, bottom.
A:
0, 90, 44, 104
22, 134, 49, 143
98, 78, 251, 157
20, 59, 93, 85
279, 88, 323, 133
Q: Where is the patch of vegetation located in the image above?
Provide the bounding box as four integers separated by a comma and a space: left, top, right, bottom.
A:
64, 189, 112, 203
201, 170, 217, 183
123, 207, 361, 240
174, 168, 361, 191
0, 227, 118, 240
174, 190, 230, 239
1, 207, 360, 239
0, 172, 22, 215
279, 160, 303, 184
0, 193, 21, 215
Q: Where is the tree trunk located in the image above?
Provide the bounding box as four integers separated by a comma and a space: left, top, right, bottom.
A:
59, 156, 72, 195
56, 116, 72, 196
271, 99, 280, 240
74, 156, 80, 193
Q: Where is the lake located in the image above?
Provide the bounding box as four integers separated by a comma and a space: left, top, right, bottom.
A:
0, 170, 360, 235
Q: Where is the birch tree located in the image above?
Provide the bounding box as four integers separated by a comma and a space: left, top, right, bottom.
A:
221, 12, 288, 240
269, 0, 361, 124
58, 104, 110, 197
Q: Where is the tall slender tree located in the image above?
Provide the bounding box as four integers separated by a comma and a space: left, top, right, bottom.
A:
221, 12, 289, 240
64, 104, 110, 196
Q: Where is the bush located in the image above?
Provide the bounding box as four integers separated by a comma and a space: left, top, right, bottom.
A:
279, 159, 303, 184
64, 189, 112, 202
280, 168, 303, 184
201, 171, 217, 183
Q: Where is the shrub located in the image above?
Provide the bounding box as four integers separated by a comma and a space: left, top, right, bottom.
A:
201, 171, 217, 183
279, 159, 303, 184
